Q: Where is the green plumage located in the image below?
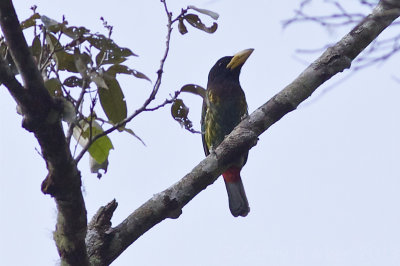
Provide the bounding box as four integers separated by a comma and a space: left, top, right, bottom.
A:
201, 72, 248, 157
201, 50, 253, 217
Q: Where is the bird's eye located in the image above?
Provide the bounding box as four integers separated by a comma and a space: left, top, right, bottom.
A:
218, 62, 222, 67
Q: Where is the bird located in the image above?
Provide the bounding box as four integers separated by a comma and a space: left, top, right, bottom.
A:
201, 48, 254, 217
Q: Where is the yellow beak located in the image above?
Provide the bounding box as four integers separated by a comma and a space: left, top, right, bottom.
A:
226, 48, 254, 70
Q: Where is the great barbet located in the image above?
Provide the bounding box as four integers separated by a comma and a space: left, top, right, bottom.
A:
201, 49, 253, 217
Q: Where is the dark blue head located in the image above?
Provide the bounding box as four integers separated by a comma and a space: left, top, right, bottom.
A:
207, 49, 254, 85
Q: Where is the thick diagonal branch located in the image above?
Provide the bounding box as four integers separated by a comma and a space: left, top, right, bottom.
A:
87, 1, 400, 264
0, 1, 89, 265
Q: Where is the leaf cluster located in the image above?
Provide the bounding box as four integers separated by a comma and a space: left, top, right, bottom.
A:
177, 5, 219, 35
1, 4, 219, 175
2, 8, 150, 173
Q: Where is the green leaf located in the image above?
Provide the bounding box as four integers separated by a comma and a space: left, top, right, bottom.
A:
20, 13, 41, 30
46, 33, 78, 72
31, 35, 42, 60
41, 15, 63, 33
61, 99, 76, 123
90, 71, 108, 89
106, 64, 151, 82
74, 48, 92, 77
88, 133, 113, 165
97, 76, 127, 124
45, 33, 62, 49
121, 127, 146, 146
63, 76, 82, 87
130, 69, 150, 81
86, 34, 137, 65
86, 34, 113, 50
188, 5, 219, 20
44, 78, 62, 96
180, 84, 206, 99
58, 51, 79, 72
86, 34, 137, 63
184, 14, 218, 34
119, 47, 135, 57
103, 55, 127, 65
73, 119, 113, 164
63, 26, 90, 39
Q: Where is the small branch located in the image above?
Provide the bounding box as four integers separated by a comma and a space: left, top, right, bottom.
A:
144, 90, 180, 111
150, 0, 173, 101
283, 1, 365, 29
95, 117, 147, 145
75, 0, 176, 164
286, 0, 400, 71
66, 78, 89, 146
40, 31, 63, 72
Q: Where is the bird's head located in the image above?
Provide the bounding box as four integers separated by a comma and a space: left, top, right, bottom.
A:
208, 48, 254, 84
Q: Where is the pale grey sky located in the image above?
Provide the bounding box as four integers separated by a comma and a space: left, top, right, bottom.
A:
1, 1, 400, 265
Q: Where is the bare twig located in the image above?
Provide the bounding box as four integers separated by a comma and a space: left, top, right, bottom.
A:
66, 78, 89, 145
96, 117, 147, 145
144, 90, 180, 111
283, 0, 365, 28
286, 0, 400, 71
40, 30, 63, 72
75, 0, 181, 164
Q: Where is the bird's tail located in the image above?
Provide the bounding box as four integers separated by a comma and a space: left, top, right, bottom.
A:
222, 167, 250, 217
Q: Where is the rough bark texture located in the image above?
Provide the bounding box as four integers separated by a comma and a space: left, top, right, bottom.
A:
86, 1, 400, 265
0, 1, 89, 265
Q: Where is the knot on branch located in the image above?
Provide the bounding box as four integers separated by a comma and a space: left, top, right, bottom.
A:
41, 163, 81, 197
317, 47, 352, 75
163, 195, 182, 219
86, 200, 118, 264
326, 54, 352, 74
89, 199, 118, 230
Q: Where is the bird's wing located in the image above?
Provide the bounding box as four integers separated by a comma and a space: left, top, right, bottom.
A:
201, 98, 210, 156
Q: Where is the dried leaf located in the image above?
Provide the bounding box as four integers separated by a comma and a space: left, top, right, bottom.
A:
171, 99, 195, 132
184, 14, 218, 34
178, 18, 188, 35
63, 76, 82, 87
180, 84, 206, 99
188, 5, 219, 20
107, 64, 151, 82
90, 156, 108, 177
